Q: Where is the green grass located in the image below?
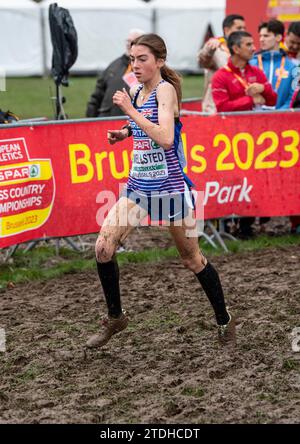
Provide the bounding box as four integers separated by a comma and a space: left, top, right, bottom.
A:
138, 312, 182, 330
282, 359, 299, 371
181, 75, 203, 99
181, 387, 205, 398
14, 364, 45, 385
1, 75, 204, 120
1, 234, 299, 290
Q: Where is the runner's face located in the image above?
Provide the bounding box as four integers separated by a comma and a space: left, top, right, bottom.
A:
130, 45, 163, 83
259, 28, 281, 51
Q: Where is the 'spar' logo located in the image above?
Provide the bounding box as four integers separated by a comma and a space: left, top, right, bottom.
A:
30, 164, 40, 178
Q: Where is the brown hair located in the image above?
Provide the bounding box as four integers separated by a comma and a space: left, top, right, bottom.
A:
131, 33, 182, 107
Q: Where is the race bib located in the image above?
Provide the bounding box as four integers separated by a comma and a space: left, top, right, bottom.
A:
131, 139, 169, 180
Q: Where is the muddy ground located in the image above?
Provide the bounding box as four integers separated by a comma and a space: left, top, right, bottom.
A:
0, 226, 300, 424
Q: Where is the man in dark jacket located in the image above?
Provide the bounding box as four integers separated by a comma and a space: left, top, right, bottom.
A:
86, 29, 144, 117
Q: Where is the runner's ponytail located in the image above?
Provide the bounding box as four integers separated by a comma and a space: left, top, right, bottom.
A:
161, 65, 182, 108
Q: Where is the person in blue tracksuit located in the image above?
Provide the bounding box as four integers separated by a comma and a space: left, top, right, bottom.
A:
250, 20, 298, 110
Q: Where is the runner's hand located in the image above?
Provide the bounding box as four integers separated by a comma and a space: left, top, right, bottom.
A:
107, 129, 128, 145
113, 88, 133, 114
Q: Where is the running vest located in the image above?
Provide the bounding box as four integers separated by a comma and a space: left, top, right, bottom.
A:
127, 80, 192, 194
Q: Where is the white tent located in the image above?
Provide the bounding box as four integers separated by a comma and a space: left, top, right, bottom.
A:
42, 0, 153, 73
151, 0, 226, 71
0, 0, 226, 76
0, 0, 43, 76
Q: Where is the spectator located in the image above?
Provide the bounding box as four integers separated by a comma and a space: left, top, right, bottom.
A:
212, 31, 277, 238
283, 21, 300, 62
291, 87, 300, 107
198, 15, 246, 236
290, 86, 300, 234
86, 29, 144, 117
250, 20, 296, 109
197, 14, 246, 113
212, 31, 277, 112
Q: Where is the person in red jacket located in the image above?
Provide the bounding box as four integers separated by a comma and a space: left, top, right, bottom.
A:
212, 31, 277, 112
212, 31, 277, 239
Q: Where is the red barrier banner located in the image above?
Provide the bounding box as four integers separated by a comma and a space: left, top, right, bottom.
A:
0, 111, 300, 248
181, 99, 202, 112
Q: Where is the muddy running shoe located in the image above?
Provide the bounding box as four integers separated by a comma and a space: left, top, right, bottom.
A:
86, 310, 128, 349
217, 311, 236, 346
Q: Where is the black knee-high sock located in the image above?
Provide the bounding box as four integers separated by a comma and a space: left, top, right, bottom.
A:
96, 257, 122, 318
195, 262, 230, 325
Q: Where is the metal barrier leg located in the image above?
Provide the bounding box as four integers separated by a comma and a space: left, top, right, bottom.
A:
3, 244, 19, 262
24, 239, 46, 253
220, 232, 238, 241
197, 220, 219, 249
200, 232, 219, 249
21, 236, 85, 255
206, 220, 229, 253
64, 237, 82, 252
55, 239, 60, 256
